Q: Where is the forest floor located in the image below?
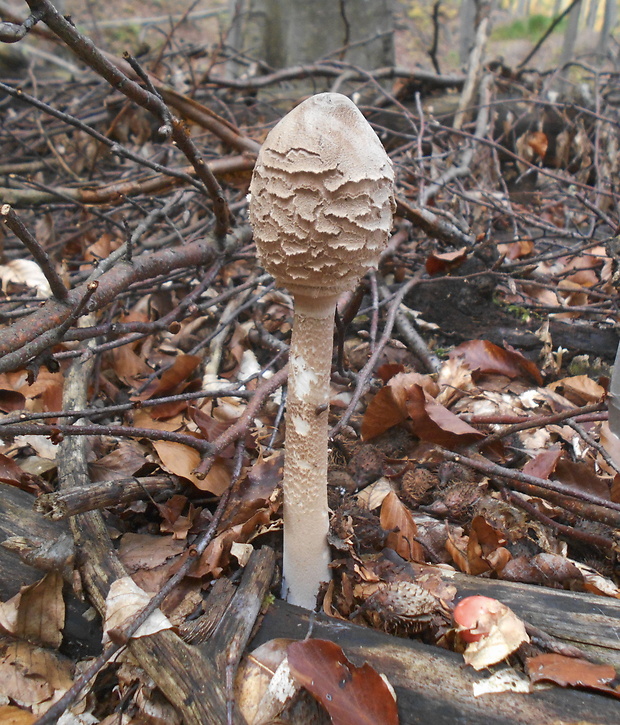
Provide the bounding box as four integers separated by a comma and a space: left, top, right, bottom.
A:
0, 1, 620, 724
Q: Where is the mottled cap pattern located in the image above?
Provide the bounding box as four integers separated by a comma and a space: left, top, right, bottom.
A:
249, 93, 395, 298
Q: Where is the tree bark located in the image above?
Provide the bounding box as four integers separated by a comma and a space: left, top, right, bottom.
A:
227, 0, 395, 92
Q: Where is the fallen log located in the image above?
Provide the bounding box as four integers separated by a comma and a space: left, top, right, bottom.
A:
253, 598, 620, 725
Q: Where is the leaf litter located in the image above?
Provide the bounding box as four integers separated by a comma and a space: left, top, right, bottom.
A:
0, 5, 619, 723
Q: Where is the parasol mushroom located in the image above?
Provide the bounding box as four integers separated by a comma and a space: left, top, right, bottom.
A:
249, 92, 395, 609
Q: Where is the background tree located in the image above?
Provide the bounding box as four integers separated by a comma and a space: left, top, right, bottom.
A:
225, 0, 395, 88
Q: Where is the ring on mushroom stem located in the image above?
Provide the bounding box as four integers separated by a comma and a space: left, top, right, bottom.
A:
249, 92, 395, 610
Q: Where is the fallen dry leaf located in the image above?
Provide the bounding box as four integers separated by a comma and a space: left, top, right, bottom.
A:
406, 384, 485, 447
526, 653, 619, 698
553, 457, 610, 501
570, 560, 620, 598
0, 389, 26, 413
522, 446, 563, 479
136, 354, 201, 402
236, 639, 299, 725
380, 491, 425, 562
118, 533, 185, 573
425, 246, 468, 275
467, 516, 511, 576
500, 553, 583, 587
0, 638, 74, 710
15, 571, 65, 649
361, 386, 407, 441
287, 639, 399, 725
450, 340, 542, 385
0, 705, 37, 724
361, 372, 438, 441
0, 452, 41, 493
103, 576, 172, 644
89, 441, 149, 482
497, 240, 535, 260
0, 260, 52, 297
548, 375, 605, 405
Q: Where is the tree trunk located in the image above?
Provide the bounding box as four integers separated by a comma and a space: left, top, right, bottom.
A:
559, 0, 582, 78
586, 0, 599, 30
226, 0, 395, 92
459, 0, 478, 65
516, 0, 530, 17
599, 0, 617, 56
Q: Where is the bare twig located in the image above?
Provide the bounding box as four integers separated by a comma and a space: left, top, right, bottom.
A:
330, 273, 421, 437
22, 0, 230, 242
440, 448, 620, 513
0, 204, 68, 301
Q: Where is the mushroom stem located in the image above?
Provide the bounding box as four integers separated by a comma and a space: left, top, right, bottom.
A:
282, 292, 338, 608
248, 92, 395, 608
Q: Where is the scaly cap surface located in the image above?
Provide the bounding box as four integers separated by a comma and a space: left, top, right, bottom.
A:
249, 92, 395, 298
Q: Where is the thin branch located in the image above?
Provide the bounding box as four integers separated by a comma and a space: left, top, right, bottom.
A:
0, 204, 68, 301
0, 7, 42, 43
23, 0, 230, 242
330, 273, 421, 438
440, 448, 620, 513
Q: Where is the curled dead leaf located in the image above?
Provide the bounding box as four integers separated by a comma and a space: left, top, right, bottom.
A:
287, 639, 399, 725
103, 576, 172, 644
380, 491, 425, 562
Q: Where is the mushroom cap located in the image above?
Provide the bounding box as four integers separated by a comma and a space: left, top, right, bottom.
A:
249, 93, 395, 298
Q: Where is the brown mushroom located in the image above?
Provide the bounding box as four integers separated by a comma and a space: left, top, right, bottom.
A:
249, 93, 395, 608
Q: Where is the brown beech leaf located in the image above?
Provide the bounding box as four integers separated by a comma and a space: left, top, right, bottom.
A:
118, 533, 185, 573
157, 495, 194, 540
389, 372, 438, 408
548, 375, 605, 405
148, 379, 202, 420
0, 705, 37, 724
497, 240, 535, 260
527, 130, 548, 159
193, 509, 272, 579
113, 344, 152, 387
361, 386, 407, 441
187, 406, 236, 458
380, 491, 425, 562
376, 363, 405, 383
425, 246, 467, 275
287, 639, 399, 725
553, 457, 610, 500
450, 340, 542, 385
0, 453, 41, 493
405, 385, 484, 447
467, 516, 510, 576
522, 446, 562, 479
362, 373, 439, 442
15, 571, 64, 649
89, 441, 149, 482
0, 639, 73, 709
222, 453, 283, 528
526, 654, 619, 698
135, 354, 201, 402
0, 389, 26, 413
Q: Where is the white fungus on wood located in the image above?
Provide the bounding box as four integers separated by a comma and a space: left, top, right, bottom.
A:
249, 92, 395, 609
